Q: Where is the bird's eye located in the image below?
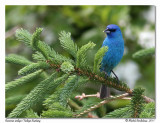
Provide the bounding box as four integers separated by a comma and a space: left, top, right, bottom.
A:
110, 29, 116, 32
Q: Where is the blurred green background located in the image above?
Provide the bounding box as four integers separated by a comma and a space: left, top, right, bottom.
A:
5, 6, 155, 117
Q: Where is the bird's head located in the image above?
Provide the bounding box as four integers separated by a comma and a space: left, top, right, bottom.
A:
104, 24, 122, 38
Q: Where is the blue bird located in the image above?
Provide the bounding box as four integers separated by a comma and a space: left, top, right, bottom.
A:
100, 24, 124, 99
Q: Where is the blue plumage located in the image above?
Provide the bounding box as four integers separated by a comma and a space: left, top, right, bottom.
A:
100, 24, 124, 99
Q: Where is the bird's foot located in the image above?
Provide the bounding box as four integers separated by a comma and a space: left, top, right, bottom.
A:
104, 71, 108, 79
111, 70, 120, 84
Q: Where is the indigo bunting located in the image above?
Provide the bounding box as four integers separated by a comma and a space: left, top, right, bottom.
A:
100, 24, 124, 99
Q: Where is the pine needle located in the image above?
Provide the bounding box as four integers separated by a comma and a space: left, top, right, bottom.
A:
6, 70, 42, 92
93, 46, 108, 73
133, 47, 155, 58
59, 31, 78, 59
16, 28, 32, 47
6, 54, 32, 66
76, 42, 96, 68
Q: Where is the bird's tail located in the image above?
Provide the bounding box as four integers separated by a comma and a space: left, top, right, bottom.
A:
100, 84, 110, 99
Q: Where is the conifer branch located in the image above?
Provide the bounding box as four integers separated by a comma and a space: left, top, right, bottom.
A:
60, 62, 75, 73
18, 62, 50, 76
6, 28, 155, 118
139, 102, 155, 118
46, 60, 132, 94
76, 42, 96, 68
25, 109, 40, 118
50, 51, 75, 65
6, 70, 42, 92
68, 99, 81, 110
8, 72, 56, 117
8, 73, 69, 118
42, 95, 73, 118
31, 28, 52, 60
59, 31, 78, 59
75, 93, 129, 117
59, 75, 78, 107
42, 110, 73, 118
93, 46, 108, 73
32, 51, 46, 61
6, 95, 26, 106
102, 88, 154, 118
31, 28, 43, 50
16, 28, 32, 47
5, 54, 32, 66
103, 100, 155, 118
43, 92, 59, 109
103, 106, 131, 118
37, 41, 52, 60
133, 47, 155, 58
131, 88, 145, 118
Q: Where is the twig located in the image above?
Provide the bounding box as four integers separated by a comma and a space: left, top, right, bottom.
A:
143, 95, 154, 103
46, 60, 154, 104
75, 93, 153, 103
75, 93, 129, 117
121, 97, 131, 100
6, 26, 20, 39
46, 60, 132, 94
75, 93, 131, 101
87, 112, 99, 118
68, 99, 81, 110
75, 93, 100, 100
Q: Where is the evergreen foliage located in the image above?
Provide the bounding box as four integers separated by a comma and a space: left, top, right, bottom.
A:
59, 75, 78, 107
103, 87, 147, 118
50, 51, 75, 65
59, 31, 78, 59
6, 95, 26, 106
6, 54, 32, 66
103, 97, 155, 118
25, 109, 40, 118
139, 102, 155, 118
131, 87, 145, 118
6, 70, 42, 92
75, 99, 101, 117
32, 51, 46, 61
103, 106, 132, 118
76, 42, 96, 68
93, 46, 108, 73
6, 28, 155, 118
60, 62, 75, 73
16, 28, 32, 47
18, 62, 50, 76
31, 28, 43, 50
42, 90, 73, 118
132, 47, 155, 58
42, 109, 73, 118
8, 72, 56, 117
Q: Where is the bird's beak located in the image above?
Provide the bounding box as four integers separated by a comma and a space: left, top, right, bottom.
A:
103, 28, 110, 34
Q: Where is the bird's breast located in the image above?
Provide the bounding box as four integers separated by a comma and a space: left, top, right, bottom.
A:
101, 39, 124, 71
